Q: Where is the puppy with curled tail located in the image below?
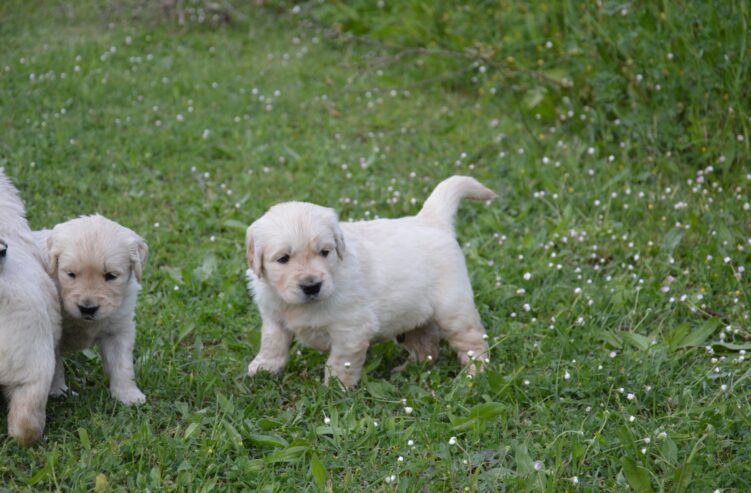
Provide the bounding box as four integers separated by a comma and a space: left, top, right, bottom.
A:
0, 170, 61, 446
245, 175, 495, 388
36, 215, 149, 405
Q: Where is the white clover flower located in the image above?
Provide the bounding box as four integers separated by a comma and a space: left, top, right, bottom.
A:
523, 272, 532, 280
404, 406, 413, 415
324, 416, 331, 425
448, 436, 457, 445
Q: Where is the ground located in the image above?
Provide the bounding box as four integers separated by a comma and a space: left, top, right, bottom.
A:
1, 1, 750, 491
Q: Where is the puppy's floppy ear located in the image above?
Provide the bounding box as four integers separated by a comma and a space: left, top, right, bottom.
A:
129, 232, 149, 282
246, 224, 264, 278
328, 209, 346, 260
46, 229, 60, 277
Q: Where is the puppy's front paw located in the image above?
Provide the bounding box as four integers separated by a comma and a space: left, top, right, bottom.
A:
49, 382, 68, 397
112, 386, 146, 406
247, 357, 286, 377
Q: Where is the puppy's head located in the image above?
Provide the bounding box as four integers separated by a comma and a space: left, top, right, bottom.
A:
246, 201, 345, 305
47, 215, 148, 321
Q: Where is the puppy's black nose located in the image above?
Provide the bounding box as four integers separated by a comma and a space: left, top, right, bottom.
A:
78, 304, 99, 317
0, 241, 7, 258
301, 281, 322, 296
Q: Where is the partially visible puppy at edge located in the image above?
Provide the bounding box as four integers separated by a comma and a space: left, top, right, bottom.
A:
246, 175, 495, 388
0, 170, 61, 446
35, 215, 149, 405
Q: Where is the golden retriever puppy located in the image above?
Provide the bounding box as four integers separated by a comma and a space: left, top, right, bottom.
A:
245, 176, 495, 388
0, 170, 61, 446
36, 215, 148, 405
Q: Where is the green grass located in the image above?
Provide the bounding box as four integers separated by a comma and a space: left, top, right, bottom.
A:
1, 1, 750, 491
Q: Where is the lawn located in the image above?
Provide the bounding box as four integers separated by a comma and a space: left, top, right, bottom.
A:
1, 0, 750, 491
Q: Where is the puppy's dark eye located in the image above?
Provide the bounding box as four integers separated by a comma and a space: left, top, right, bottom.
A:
67, 272, 77, 279
104, 273, 117, 281
277, 255, 290, 264
320, 249, 330, 258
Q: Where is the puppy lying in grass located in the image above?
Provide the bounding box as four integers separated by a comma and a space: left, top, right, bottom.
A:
0, 171, 61, 446
36, 215, 149, 405
245, 176, 495, 388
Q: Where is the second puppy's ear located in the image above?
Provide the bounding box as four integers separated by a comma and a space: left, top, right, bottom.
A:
46, 229, 60, 277
129, 232, 149, 282
327, 208, 345, 260
246, 224, 264, 278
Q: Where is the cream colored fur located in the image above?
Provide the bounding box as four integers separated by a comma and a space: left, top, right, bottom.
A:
36, 215, 148, 405
0, 170, 61, 446
245, 176, 495, 388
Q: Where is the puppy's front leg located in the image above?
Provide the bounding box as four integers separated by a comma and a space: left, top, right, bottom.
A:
324, 336, 370, 389
247, 320, 293, 376
48, 352, 67, 397
99, 324, 146, 405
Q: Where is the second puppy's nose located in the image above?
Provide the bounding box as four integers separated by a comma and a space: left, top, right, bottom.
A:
0, 240, 7, 258
301, 281, 322, 296
78, 304, 100, 317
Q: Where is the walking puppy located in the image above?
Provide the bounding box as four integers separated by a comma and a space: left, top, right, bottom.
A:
0, 171, 61, 446
246, 176, 495, 388
37, 215, 148, 405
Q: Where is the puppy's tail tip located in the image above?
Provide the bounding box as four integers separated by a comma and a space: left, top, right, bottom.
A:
417, 176, 496, 230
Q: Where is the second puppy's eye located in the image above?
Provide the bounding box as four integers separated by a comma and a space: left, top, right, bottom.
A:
104, 273, 117, 281
67, 272, 77, 279
277, 255, 290, 264
320, 249, 330, 258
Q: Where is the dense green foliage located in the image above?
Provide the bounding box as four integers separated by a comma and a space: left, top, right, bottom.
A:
1, 1, 749, 491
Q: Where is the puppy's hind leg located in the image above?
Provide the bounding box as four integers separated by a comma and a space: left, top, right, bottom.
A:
393, 321, 440, 373
435, 302, 489, 376
7, 380, 50, 447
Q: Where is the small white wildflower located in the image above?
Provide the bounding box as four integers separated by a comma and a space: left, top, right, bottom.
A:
448, 436, 457, 445
404, 406, 413, 415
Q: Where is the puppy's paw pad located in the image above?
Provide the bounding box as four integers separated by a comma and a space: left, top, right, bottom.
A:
113, 387, 146, 406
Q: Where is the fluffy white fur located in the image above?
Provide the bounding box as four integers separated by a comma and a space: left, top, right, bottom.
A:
245, 176, 495, 388
0, 170, 61, 446
36, 215, 148, 405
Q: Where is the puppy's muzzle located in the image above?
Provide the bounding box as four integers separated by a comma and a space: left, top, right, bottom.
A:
300, 281, 323, 298
78, 303, 100, 319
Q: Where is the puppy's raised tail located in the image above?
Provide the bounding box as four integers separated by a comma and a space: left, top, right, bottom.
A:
417, 176, 496, 231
